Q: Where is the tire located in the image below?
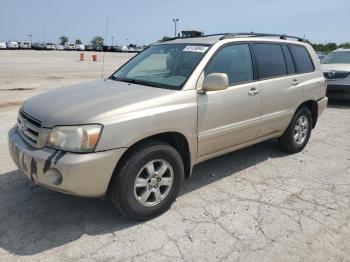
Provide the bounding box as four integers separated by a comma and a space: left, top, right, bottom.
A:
279, 106, 313, 153
110, 140, 184, 220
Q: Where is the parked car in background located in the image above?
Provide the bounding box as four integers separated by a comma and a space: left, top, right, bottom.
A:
46, 43, 56, 50
75, 44, 85, 51
121, 45, 128, 52
8, 33, 327, 220
32, 43, 46, 50
102, 45, 112, 52
316, 51, 325, 60
93, 45, 103, 52
321, 48, 350, 100
85, 45, 94, 51
110, 45, 122, 52
134, 47, 145, 53
6, 41, 19, 49
19, 41, 31, 49
65, 42, 76, 50
56, 44, 64, 50
0, 42, 6, 49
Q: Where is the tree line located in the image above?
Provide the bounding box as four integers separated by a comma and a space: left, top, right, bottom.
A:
59, 36, 105, 46
311, 42, 350, 53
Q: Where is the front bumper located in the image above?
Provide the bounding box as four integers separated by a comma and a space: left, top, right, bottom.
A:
327, 80, 350, 100
8, 127, 127, 197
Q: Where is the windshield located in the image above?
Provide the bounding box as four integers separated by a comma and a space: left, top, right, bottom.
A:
110, 44, 210, 90
321, 51, 350, 64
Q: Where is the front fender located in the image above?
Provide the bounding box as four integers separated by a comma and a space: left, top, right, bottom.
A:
94, 90, 198, 153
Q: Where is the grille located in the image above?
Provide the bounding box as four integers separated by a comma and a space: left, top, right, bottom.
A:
17, 110, 42, 148
324, 71, 350, 80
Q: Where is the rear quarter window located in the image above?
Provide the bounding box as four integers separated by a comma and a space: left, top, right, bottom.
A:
288, 45, 314, 73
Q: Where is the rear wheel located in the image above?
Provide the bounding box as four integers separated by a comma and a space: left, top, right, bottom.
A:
110, 141, 184, 220
279, 106, 313, 153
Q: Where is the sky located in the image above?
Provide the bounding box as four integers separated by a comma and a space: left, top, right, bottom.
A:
0, 0, 349, 45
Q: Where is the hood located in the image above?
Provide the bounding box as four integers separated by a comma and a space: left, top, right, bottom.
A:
22, 80, 176, 127
321, 63, 350, 72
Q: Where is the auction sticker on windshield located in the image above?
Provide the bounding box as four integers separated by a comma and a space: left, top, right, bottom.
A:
183, 45, 209, 53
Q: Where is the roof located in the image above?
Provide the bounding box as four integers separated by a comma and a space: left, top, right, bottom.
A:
158, 33, 306, 45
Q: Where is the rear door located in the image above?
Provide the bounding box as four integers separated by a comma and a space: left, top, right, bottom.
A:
253, 43, 302, 137
288, 44, 317, 96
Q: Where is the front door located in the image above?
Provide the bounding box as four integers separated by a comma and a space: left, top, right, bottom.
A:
197, 43, 261, 157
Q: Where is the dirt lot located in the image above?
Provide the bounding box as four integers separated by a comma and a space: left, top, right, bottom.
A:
0, 50, 350, 262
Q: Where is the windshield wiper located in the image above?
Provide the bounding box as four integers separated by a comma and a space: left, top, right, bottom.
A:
109, 76, 168, 89
109, 76, 141, 84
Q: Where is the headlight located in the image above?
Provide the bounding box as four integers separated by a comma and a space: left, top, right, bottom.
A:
46, 125, 102, 153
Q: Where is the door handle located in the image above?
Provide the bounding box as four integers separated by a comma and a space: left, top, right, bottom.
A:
292, 79, 300, 86
248, 87, 259, 96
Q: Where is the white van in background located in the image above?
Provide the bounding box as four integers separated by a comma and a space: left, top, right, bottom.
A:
75, 44, 85, 51
0, 42, 6, 49
7, 41, 19, 49
65, 42, 76, 50
19, 42, 31, 49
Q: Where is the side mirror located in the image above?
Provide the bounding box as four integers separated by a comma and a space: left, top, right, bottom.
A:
202, 73, 229, 92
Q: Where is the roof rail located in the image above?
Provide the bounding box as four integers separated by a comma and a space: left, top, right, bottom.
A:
215, 32, 305, 42
161, 37, 180, 42
161, 32, 305, 43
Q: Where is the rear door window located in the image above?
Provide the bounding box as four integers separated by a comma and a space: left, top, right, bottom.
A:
288, 45, 314, 73
254, 44, 287, 79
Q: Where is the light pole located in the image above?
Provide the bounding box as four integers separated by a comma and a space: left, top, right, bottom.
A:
172, 18, 179, 37
28, 34, 32, 43
111, 36, 114, 46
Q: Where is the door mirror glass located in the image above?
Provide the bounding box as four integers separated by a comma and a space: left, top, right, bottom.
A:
202, 73, 229, 92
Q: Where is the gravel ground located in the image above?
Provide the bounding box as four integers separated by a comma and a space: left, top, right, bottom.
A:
0, 51, 350, 262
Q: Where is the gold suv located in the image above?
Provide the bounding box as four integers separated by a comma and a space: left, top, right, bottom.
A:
8, 33, 328, 219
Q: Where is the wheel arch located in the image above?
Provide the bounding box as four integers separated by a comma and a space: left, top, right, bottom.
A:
296, 100, 318, 128
107, 132, 192, 195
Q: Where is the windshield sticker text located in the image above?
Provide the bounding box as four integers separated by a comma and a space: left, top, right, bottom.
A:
183, 45, 209, 53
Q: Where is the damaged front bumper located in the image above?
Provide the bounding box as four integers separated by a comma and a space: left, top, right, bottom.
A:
8, 127, 127, 197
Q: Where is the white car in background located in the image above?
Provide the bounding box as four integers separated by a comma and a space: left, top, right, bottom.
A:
65, 42, 76, 50
19, 42, 31, 49
6, 41, 19, 49
75, 44, 85, 51
0, 42, 6, 49
46, 43, 56, 50
321, 48, 350, 100
56, 44, 64, 50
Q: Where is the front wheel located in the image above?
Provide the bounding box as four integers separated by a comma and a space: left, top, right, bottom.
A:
279, 106, 313, 153
110, 141, 184, 220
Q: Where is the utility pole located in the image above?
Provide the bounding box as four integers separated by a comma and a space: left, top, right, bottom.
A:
172, 18, 179, 37
28, 34, 32, 43
41, 25, 46, 43
111, 36, 114, 46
